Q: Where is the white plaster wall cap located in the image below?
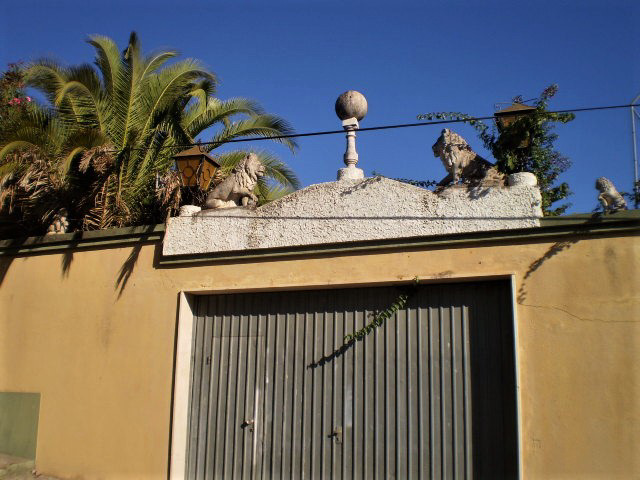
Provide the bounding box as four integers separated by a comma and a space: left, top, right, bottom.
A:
198, 206, 256, 217
164, 176, 543, 256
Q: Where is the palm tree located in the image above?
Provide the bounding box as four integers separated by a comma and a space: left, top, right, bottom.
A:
0, 98, 106, 235
0, 32, 298, 234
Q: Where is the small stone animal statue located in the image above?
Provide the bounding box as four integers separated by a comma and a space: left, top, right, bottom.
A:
46, 208, 70, 234
205, 153, 266, 209
432, 128, 504, 187
596, 177, 627, 213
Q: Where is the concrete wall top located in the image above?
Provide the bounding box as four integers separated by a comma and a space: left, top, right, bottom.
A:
164, 177, 543, 256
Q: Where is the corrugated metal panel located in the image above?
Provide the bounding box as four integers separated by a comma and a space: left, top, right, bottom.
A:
186, 280, 517, 479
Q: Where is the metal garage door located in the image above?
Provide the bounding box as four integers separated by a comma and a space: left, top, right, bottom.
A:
186, 280, 518, 479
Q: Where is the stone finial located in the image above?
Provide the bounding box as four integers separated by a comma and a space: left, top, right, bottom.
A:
335, 90, 368, 121
596, 176, 627, 213
336, 90, 367, 180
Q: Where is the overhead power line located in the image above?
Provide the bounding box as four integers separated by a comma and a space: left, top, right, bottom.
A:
122, 103, 640, 153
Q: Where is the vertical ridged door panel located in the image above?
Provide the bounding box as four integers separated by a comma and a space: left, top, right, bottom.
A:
186, 280, 517, 479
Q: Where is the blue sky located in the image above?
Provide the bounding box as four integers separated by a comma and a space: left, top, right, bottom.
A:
1, 0, 638, 213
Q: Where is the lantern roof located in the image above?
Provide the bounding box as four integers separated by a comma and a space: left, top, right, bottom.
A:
173, 146, 220, 167
495, 103, 537, 116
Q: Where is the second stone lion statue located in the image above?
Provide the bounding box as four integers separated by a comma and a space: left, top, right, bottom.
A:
432, 128, 504, 187
596, 177, 627, 213
205, 153, 266, 209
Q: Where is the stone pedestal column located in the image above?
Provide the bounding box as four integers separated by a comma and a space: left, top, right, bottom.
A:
337, 117, 364, 180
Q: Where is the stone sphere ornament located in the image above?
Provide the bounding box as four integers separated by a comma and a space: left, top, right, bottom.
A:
335, 90, 368, 121
335, 90, 367, 180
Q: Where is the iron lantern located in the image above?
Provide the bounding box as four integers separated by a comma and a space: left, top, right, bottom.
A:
494, 103, 537, 147
173, 145, 220, 190
495, 103, 536, 129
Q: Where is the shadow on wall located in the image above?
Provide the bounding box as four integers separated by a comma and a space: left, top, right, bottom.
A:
0, 234, 71, 286
61, 236, 80, 278
114, 227, 160, 297
115, 245, 143, 298
0, 236, 41, 286
0, 227, 158, 300
0, 256, 12, 286
517, 238, 580, 304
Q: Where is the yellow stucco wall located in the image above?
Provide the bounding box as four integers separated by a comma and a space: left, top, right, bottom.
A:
0, 232, 638, 479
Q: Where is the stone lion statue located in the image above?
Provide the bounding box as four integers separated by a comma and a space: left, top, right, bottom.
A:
432, 128, 504, 187
205, 153, 266, 209
46, 208, 70, 234
596, 177, 627, 213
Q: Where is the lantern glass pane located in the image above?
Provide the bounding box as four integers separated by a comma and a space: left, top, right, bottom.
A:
200, 161, 217, 190
177, 158, 200, 187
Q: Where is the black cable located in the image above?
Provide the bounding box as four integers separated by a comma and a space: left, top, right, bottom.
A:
117, 103, 640, 153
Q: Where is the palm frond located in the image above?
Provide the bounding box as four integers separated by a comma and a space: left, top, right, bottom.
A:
251, 150, 300, 189
255, 180, 294, 205
209, 114, 298, 152
54, 80, 101, 125
184, 97, 265, 138
0, 106, 81, 161
141, 50, 179, 78
59, 130, 110, 175
187, 78, 217, 105
213, 150, 300, 190
136, 58, 215, 140
156, 169, 182, 219
25, 60, 68, 106
0, 141, 40, 160
87, 35, 122, 96
63, 64, 104, 98
53, 64, 106, 127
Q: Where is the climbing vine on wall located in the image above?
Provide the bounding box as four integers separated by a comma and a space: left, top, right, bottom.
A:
343, 277, 420, 344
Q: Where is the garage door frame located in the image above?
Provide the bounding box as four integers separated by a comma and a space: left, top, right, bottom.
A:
169, 275, 522, 479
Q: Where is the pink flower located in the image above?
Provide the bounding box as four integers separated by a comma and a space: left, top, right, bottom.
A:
26, 96, 31, 102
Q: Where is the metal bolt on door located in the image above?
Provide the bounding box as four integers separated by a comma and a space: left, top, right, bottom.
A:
186, 281, 518, 479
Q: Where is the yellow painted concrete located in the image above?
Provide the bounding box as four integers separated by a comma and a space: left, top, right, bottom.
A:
0, 233, 638, 479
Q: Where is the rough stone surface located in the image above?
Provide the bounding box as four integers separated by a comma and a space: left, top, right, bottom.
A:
432, 128, 505, 186
163, 176, 542, 256
0, 454, 60, 480
179, 205, 202, 216
46, 209, 70, 235
335, 90, 368, 121
596, 176, 627, 212
204, 153, 265, 209
337, 166, 364, 180
508, 172, 538, 186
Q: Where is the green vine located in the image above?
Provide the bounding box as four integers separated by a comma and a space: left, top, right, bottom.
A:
343, 277, 420, 344
372, 171, 438, 189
